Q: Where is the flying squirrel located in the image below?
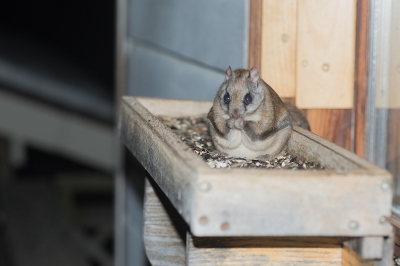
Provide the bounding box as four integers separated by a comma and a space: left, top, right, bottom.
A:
207, 66, 310, 161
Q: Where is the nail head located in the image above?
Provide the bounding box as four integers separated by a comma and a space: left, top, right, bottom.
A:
281, 34, 288, 42
302, 61, 308, 67
349, 221, 359, 230
199, 216, 208, 225
200, 182, 211, 192
381, 182, 390, 190
221, 222, 229, 231
322, 64, 329, 71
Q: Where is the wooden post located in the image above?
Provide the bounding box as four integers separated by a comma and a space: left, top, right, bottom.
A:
143, 178, 186, 266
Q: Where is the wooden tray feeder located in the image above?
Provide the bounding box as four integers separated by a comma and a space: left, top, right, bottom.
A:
119, 96, 394, 265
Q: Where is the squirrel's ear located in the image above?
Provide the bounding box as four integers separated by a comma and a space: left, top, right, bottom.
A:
225, 66, 232, 81
249, 67, 259, 87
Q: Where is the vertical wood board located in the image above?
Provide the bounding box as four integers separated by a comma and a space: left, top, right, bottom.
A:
248, 0, 262, 70
296, 0, 356, 109
143, 179, 186, 265
388, 0, 400, 108
374, 0, 399, 109
353, 0, 370, 157
261, 0, 297, 97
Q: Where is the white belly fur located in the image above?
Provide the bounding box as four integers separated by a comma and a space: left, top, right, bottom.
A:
213, 127, 291, 159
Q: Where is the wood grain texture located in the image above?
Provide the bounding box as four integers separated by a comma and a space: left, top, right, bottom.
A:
388, 0, 400, 108
342, 246, 374, 266
248, 0, 262, 70
353, 0, 370, 158
143, 178, 186, 266
386, 109, 400, 195
296, 0, 356, 109
261, 0, 297, 97
120, 97, 393, 238
304, 109, 352, 150
187, 234, 342, 266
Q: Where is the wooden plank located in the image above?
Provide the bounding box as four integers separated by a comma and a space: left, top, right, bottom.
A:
296, 0, 356, 109
187, 234, 343, 265
191, 168, 391, 237
386, 109, 400, 195
143, 178, 186, 266
248, 0, 262, 70
304, 109, 352, 150
342, 246, 374, 266
261, 0, 297, 98
386, 0, 400, 108
120, 97, 393, 237
353, 0, 370, 157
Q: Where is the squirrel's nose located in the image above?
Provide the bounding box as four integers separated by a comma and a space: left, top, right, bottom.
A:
231, 110, 240, 119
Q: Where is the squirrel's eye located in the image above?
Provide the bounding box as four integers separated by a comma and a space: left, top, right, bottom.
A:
223, 92, 230, 104
244, 93, 252, 105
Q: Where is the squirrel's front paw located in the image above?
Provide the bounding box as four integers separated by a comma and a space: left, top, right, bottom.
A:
227, 118, 244, 129
235, 118, 244, 129
227, 118, 236, 129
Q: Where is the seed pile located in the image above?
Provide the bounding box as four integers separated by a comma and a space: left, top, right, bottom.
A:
395, 256, 400, 266
160, 116, 325, 170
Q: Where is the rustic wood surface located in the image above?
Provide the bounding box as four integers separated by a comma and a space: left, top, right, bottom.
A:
343, 237, 383, 259
248, 0, 262, 70
119, 97, 392, 239
296, 0, 356, 109
303, 109, 352, 151
387, 109, 400, 195
261, 0, 297, 98
342, 246, 375, 266
353, 0, 370, 157
186, 234, 343, 266
143, 178, 186, 266
388, 0, 400, 108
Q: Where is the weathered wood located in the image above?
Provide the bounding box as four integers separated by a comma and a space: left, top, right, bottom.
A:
296, 0, 356, 109
353, 0, 370, 157
186, 234, 343, 265
377, 0, 400, 109
119, 97, 392, 238
261, 0, 297, 98
143, 178, 186, 266
303, 109, 352, 150
186, 234, 387, 266
387, 109, 400, 195
342, 246, 374, 266
343, 237, 383, 259
248, 0, 262, 70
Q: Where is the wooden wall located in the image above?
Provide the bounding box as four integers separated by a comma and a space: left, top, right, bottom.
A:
250, 0, 369, 154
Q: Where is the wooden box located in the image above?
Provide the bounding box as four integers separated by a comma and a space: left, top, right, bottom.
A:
119, 96, 393, 265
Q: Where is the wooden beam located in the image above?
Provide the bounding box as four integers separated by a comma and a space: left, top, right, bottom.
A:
187, 234, 343, 265
248, 0, 262, 70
